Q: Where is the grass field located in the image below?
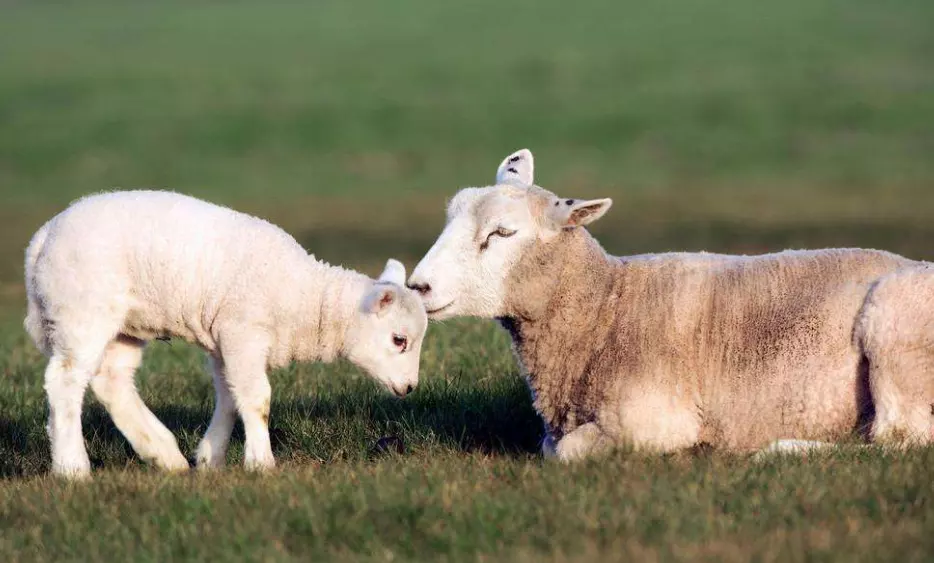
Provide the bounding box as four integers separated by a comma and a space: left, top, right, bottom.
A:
1, 0, 933, 560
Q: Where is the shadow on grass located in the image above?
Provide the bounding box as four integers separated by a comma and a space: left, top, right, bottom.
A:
0, 379, 542, 479
281, 381, 543, 456
0, 414, 50, 478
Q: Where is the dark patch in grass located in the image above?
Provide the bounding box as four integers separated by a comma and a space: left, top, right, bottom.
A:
0, 414, 50, 478
0, 374, 541, 479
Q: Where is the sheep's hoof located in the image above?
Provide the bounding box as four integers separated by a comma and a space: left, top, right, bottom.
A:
52, 461, 92, 481
371, 436, 405, 457
159, 453, 193, 473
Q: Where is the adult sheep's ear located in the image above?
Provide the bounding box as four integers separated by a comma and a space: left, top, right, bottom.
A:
547, 198, 613, 229
362, 284, 398, 316
377, 258, 406, 286
495, 148, 534, 186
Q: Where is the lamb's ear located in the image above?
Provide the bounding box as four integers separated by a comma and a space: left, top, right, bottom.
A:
362, 284, 398, 316
547, 198, 613, 229
377, 258, 406, 286
495, 148, 534, 186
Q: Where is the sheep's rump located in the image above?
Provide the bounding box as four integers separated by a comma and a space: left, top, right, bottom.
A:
627, 248, 925, 446
538, 246, 929, 449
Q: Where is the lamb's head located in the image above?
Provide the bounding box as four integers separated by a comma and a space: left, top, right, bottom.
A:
407, 149, 612, 320
345, 259, 428, 398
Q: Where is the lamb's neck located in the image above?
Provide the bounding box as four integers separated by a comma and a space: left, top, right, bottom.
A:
290, 260, 371, 364
497, 229, 620, 437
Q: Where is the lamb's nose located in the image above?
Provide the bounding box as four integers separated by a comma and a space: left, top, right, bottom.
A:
393, 383, 414, 398
407, 281, 431, 295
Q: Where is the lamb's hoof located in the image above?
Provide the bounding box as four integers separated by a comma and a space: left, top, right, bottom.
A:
194, 456, 225, 471
52, 459, 92, 481
155, 452, 193, 473
244, 457, 276, 472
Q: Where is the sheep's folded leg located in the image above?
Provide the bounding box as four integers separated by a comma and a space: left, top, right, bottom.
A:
554, 423, 608, 462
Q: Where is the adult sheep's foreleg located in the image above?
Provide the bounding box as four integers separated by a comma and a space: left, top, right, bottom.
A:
553, 423, 609, 462
195, 355, 238, 469
221, 341, 275, 470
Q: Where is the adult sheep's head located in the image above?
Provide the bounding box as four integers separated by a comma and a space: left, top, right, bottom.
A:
407, 149, 612, 320
346, 259, 428, 398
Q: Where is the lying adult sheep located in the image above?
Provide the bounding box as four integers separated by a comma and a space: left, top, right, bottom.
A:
25, 190, 427, 478
407, 149, 934, 460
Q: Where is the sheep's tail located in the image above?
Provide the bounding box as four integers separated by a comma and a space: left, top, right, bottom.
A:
24, 221, 52, 356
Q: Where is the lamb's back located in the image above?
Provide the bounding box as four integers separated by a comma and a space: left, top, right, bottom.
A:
37, 191, 309, 333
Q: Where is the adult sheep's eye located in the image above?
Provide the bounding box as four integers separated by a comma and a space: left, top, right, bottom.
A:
480, 227, 517, 251
392, 334, 408, 353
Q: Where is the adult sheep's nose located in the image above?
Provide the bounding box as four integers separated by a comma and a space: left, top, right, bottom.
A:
406, 280, 431, 296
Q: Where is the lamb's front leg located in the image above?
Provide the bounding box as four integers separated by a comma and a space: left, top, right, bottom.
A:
221, 342, 275, 471
195, 355, 237, 469
553, 422, 609, 462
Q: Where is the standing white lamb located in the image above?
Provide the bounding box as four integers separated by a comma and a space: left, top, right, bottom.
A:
24, 190, 428, 478
406, 149, 934, 460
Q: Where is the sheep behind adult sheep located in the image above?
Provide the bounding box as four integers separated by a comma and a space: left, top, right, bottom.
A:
406, 149, 934, 460
25, 190, 427, 478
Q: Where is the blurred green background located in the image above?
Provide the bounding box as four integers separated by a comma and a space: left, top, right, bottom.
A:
2, 0, 933, 293
1, 1, 934, 559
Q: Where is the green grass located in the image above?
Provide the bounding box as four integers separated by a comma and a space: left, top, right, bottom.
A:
1, 0, 933, 560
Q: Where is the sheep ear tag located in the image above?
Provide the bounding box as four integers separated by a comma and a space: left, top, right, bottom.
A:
549, 198, 613, 229
495, 148, 535, 186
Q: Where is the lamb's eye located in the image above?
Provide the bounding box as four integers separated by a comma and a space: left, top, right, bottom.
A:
480, 227, 517, 251
392, 334, 408, 353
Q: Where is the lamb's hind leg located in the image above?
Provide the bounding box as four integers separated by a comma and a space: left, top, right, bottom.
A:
195, 355, 237, 469
44, 305, 129, 477
858, 267, 934, 447
45, 352, 96, 478
89, 335, 189, 471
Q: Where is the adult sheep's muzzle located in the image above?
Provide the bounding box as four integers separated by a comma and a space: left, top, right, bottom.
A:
406, 271, 450, 318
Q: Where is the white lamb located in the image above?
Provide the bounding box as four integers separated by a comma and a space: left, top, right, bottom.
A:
24, 190, 428, 478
